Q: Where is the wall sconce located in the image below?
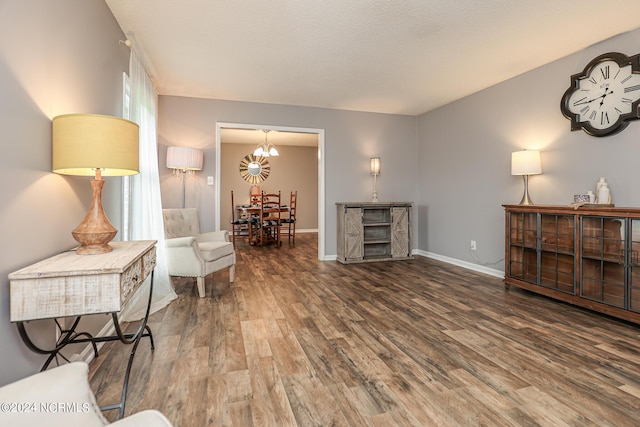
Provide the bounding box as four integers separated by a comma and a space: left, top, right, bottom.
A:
166, 146, 204, 208
370, 157, 381, 202
511, 149, 542, 205
52, 114, 139, 254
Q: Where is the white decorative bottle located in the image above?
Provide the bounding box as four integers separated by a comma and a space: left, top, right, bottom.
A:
587, 191, 595, 203
597, 182, 611, 205
595, 177, 607, 203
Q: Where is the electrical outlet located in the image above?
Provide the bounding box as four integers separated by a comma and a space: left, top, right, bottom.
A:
470, 240, 477, 251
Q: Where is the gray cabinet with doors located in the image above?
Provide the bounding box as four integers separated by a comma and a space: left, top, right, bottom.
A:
336, 202, 412, 264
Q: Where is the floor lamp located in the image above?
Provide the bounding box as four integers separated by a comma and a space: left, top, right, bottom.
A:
52, 114, 140, 254
511, 149, 542, 205
166, 146, 203, 208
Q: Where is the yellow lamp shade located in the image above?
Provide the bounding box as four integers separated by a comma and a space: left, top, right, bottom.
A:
52, 114, 139, 177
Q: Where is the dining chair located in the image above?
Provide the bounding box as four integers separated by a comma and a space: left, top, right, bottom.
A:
230, 190, 253, 246
281, 191, 297, 245
259, 190, 282, 247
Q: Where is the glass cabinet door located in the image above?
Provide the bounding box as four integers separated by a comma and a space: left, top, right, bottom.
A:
539, 214, 575, 293
508, 212, 538, 283
508, 212, 575, 292
581, 216, 626, 308
629, 219, 640, 312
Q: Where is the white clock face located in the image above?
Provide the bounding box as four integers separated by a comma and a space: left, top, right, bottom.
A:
567, 60, 640, 131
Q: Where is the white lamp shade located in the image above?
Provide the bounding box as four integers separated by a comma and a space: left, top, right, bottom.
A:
511, 150, 541, 175
52, 114, 139, 176
267, 145, 279, 156
167, 146, 203, 171
254, 144, 278, 157
370, 157, 381, 175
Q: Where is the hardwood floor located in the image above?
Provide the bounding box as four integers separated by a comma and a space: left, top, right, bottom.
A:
90, 233, 640, 426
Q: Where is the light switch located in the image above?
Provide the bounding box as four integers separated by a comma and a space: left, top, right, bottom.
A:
207, 176, 214, 186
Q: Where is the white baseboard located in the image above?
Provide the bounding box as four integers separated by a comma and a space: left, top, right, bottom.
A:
413, 249, 504, 278
295, 228, 318, 233
323, 250, 504, 278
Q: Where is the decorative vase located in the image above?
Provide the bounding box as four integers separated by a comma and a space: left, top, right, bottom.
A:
597, 182, 611, 205
595, 177, 607, 203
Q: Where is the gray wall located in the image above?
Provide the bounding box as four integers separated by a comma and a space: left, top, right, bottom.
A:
157, 96, 419, 255
0, 0, 128, 384
417, 28, 640, 272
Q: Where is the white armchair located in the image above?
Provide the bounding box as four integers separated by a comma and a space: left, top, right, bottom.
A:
0, 362, 173, 426
162, 208, 236, 298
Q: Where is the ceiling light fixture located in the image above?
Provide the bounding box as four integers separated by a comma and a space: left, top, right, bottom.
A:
253, 129, 279, 157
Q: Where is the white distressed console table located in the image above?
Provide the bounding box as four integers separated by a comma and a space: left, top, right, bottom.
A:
8, 240, 157, 419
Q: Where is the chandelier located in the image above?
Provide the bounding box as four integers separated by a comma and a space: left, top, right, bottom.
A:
253, 129, 279, 157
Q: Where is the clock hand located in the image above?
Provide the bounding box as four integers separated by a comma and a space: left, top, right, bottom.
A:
599, 88, 614, 108
573, 88, 614, 106
573, 95, 605, 106
573, 98, 598, 106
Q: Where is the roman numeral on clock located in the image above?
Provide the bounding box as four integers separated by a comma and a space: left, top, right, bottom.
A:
624, 85, 640, 93
600, 66, 610, 79
601, 111, 609, 125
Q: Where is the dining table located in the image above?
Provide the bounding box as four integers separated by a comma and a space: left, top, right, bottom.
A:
235, 204, 290, 245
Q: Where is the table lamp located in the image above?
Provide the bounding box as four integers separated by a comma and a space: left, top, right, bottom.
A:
53, 114, 139, 254
166, 146, 203, 208
511, 149, 542, 205
370, 157, 380, 202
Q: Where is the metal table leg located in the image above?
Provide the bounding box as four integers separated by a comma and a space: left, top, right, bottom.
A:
15, 270, 156, 420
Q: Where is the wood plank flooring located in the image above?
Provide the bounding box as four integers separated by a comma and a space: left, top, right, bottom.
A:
89, 233, 640, 426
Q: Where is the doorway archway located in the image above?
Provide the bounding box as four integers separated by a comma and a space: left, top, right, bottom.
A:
215, 122, 325, 260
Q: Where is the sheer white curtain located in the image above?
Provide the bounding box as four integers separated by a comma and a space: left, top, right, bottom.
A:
121, 50, 177, 321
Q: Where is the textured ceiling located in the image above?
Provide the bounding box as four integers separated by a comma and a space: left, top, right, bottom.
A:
106, 0, 640, 116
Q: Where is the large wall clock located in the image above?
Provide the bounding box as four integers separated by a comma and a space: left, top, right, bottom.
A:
560, 52, 640, 137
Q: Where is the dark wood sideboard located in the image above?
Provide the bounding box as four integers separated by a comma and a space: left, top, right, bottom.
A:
504, 204, 640, 324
